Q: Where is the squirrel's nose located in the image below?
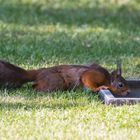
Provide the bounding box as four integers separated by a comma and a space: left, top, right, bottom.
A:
124, 89, 131, 96
121, 90, 130, 96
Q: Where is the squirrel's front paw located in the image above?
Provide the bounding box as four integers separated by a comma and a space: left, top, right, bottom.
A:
98, 86, 109, 90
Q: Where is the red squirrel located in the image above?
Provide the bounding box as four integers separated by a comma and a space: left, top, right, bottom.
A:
0, 60, 129, 96
32, 63, 129, 96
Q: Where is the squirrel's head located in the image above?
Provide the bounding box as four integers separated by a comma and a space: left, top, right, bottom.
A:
110, 62, 129, 96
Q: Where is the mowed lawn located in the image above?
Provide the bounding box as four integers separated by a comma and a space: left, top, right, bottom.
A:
0, 0, 140, 139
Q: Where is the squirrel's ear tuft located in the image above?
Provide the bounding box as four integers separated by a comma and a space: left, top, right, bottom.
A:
111, 60, 122, 78
116, 60, 122, 76
111, 70, 118, 78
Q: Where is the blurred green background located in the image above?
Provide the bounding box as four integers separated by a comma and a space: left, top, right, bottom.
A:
0, 0, 140, 77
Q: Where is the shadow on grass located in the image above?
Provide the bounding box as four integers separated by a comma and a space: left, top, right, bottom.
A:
0, 2, 139, 30
0, 86, 99, 99
0, 86, 100, 110
0, 101, 84, 110
0, 88, 100, 110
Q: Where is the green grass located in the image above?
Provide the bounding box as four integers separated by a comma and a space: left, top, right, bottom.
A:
0, 0, 140, 139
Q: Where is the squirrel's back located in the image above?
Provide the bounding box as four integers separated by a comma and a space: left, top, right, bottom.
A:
33, 64, 111, 91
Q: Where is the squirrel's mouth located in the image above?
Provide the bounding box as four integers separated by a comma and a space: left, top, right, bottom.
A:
114, 89, 130, 97
120, 92, 129, 96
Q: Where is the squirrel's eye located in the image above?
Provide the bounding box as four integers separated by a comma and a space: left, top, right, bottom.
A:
118, 82, 123, 88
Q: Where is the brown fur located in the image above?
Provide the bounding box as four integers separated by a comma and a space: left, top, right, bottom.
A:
0, 60, 40, 88
32, 64, 129, 96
